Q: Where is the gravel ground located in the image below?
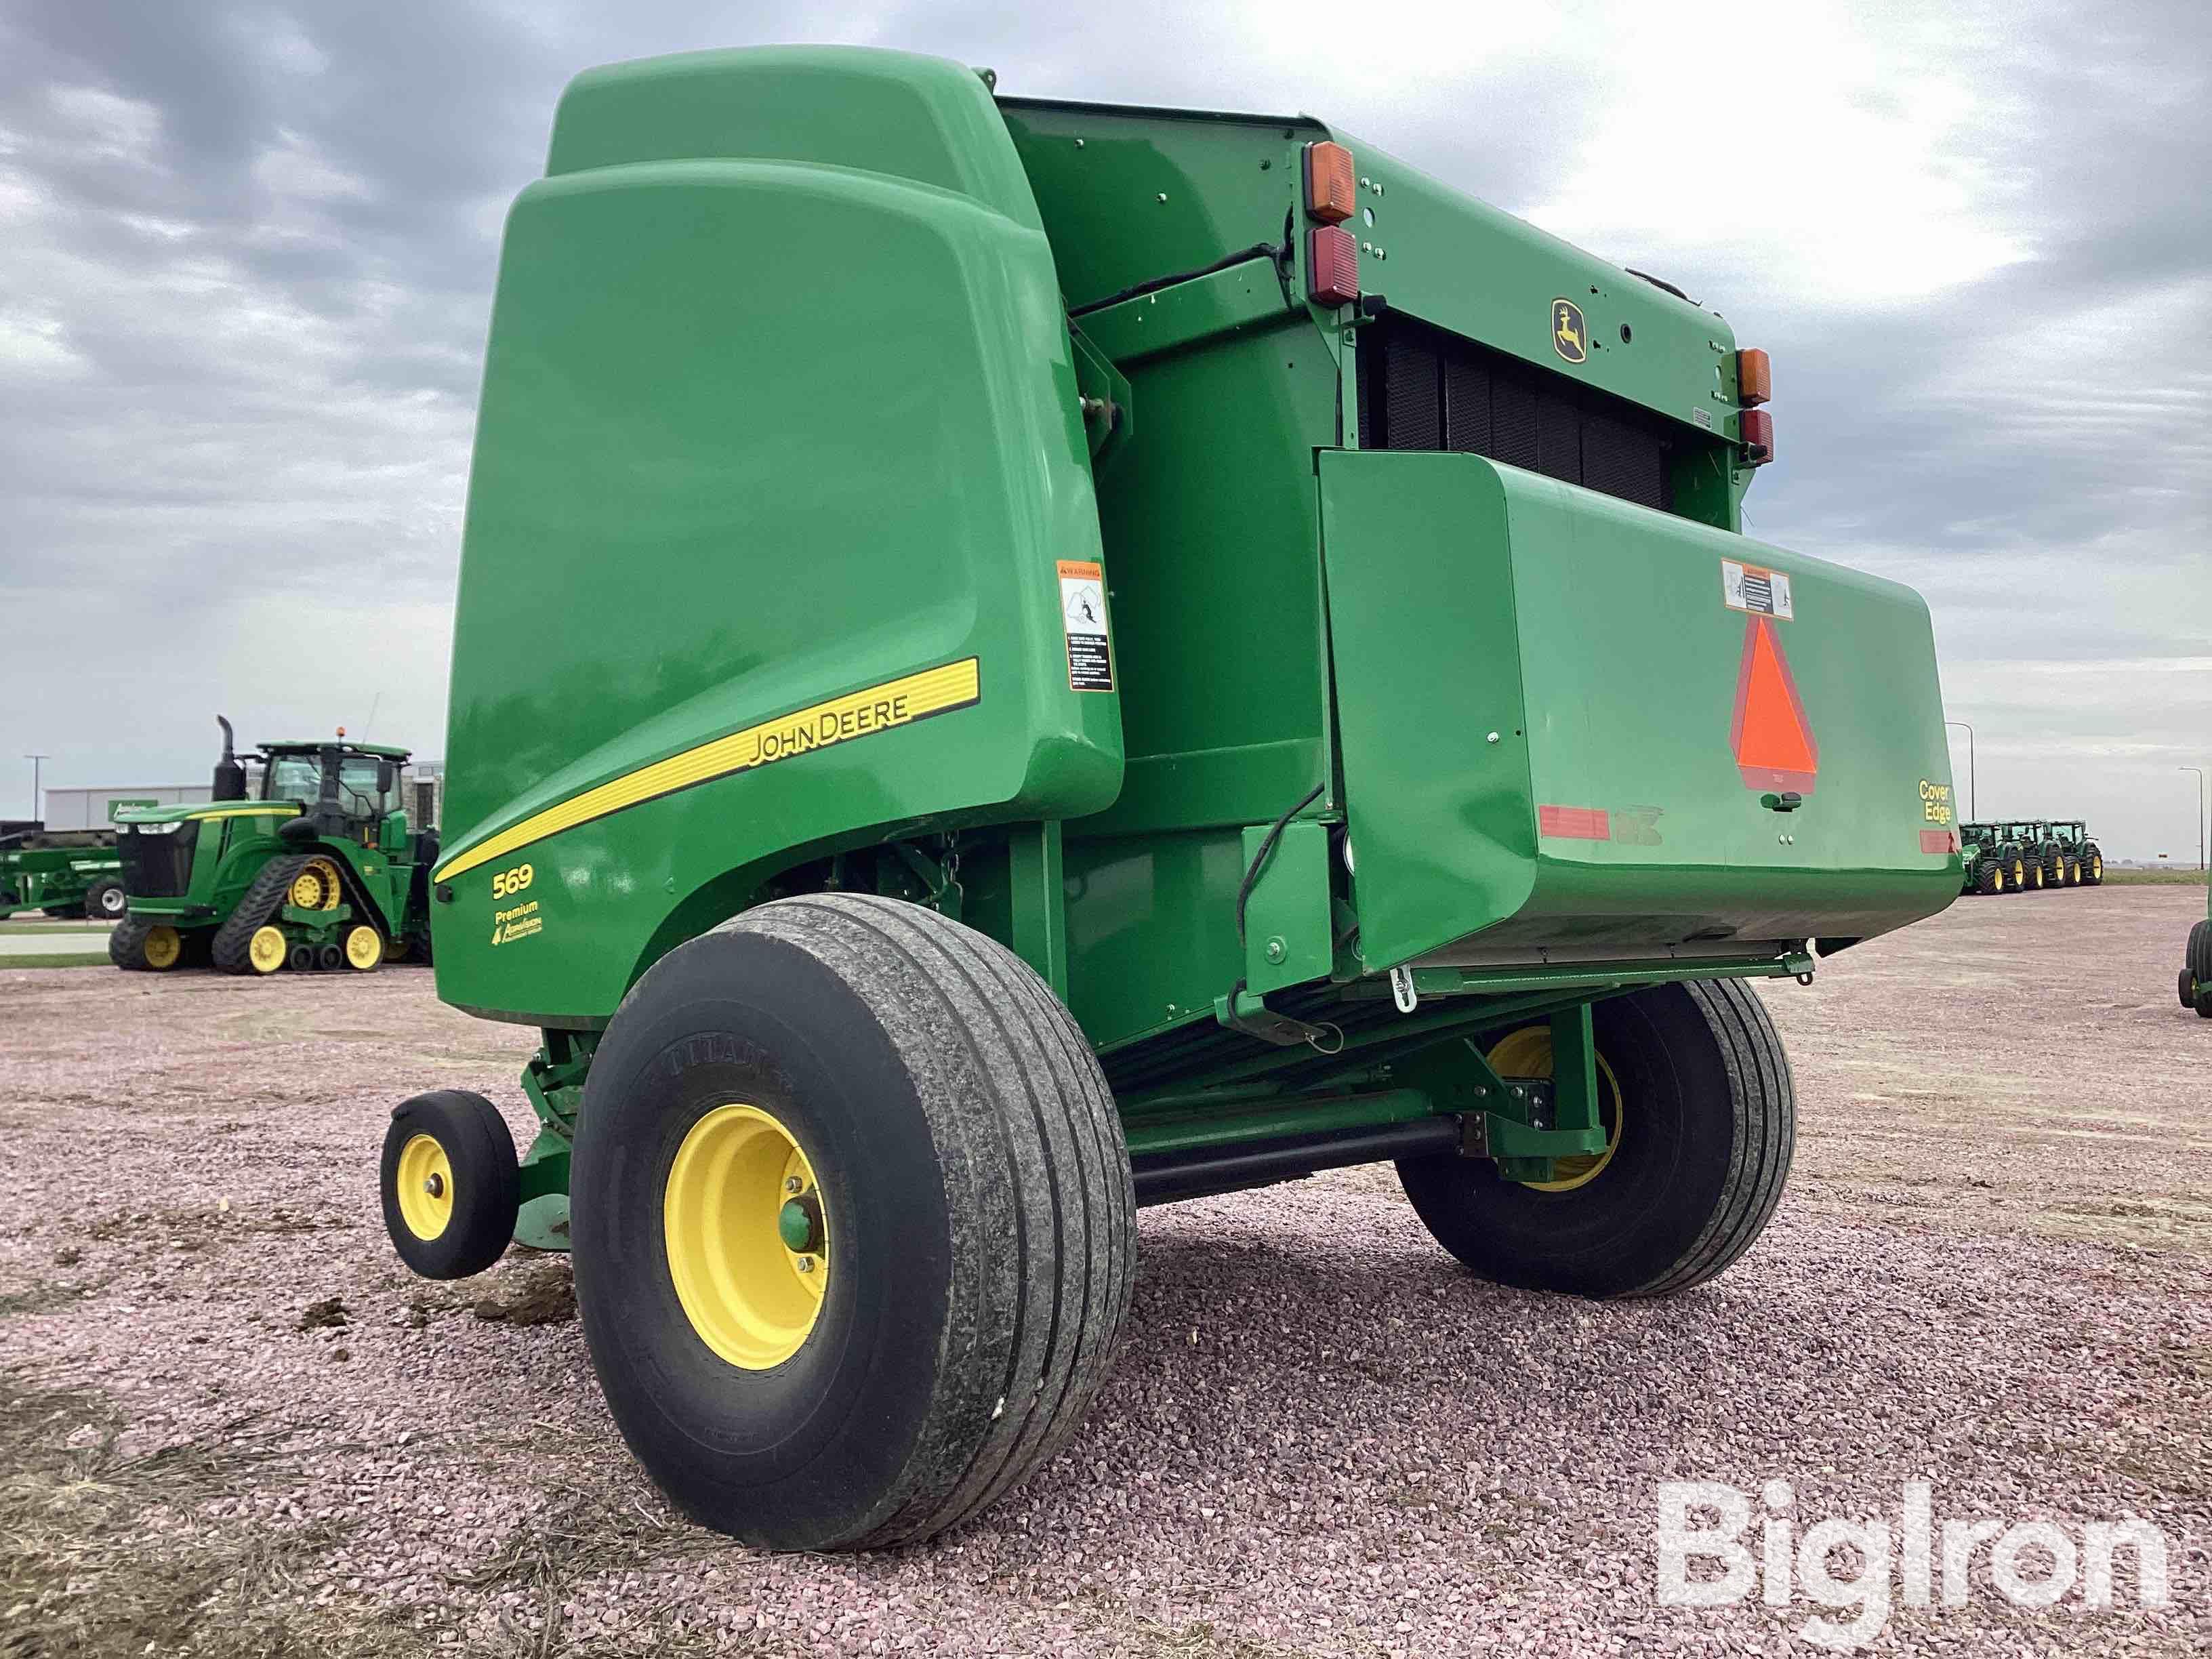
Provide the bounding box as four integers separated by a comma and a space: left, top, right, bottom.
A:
1, 886, 2206, 1656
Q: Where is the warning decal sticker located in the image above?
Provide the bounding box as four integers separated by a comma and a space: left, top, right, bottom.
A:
1722, 558, 1794, 619
1059, 559, 1114, 693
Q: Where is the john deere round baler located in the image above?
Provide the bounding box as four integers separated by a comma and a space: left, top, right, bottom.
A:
381, 46, 1962, 1551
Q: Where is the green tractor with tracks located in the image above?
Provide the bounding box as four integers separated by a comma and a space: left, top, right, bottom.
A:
110, 718, 436, 975
375, 47, 1961, 1551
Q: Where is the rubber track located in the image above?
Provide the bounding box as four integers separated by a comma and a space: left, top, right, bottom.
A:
723, 895, 1134, 1550
1626, 977, 1795, 1298
209, 855, 308, 973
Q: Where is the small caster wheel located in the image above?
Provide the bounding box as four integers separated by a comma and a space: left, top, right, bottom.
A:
289, 943, 315, 972
382, 1090, 520, 1279
317, 943, 344, 972
344, 924, 384, 971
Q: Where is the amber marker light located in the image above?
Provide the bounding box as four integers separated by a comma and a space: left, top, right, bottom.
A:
1736, 347, 1772, 407
1303, 141, 1356, 223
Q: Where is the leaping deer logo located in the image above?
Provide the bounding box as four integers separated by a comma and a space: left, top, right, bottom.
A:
1552, 299, 1588, 363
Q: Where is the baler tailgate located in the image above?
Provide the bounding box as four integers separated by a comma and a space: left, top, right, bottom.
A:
1319, 449, 1960, 972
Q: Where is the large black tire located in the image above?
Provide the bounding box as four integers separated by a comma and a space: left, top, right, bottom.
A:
1972, 860, 2002, 896
2043, 852, 2064, 888
211, 855, 307, 974
2061, 855, 2081, 887
571, 894, 1135, 1551
2022, 861, 2045, 893
2080, 845, 2104, 886
81, 878, 127, 923
381, 1090, 519, 1279
2187, 921, 2211, 1016
1397, 979, 1795, 1299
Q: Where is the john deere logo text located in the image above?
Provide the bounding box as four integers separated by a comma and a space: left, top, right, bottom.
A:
1552, 299, 1588, 363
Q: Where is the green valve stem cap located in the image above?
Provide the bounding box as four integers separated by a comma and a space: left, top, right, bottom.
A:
778, 1194, 823, 1254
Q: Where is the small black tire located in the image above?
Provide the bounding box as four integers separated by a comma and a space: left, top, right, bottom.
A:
81, 878, 128, 922
110, 916, 165, 971
381, 1090, 519, 1280
40, 904, 85, 919
572, 893, 1135, 1552
1397, 979, 1795, 1299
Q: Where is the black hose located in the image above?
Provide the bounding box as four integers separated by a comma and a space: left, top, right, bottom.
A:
1235, 781, 1326, 951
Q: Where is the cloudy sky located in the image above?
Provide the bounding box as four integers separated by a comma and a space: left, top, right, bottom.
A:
3, 0, 2207, 857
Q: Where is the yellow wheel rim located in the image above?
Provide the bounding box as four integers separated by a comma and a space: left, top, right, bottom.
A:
394, 1133, 454, 1240
247, 924, 287, 975
290, 857, 343, 912
663, 1103, 829, 1370
344, 925, 384, 970
1992, 869, 2004, 891
143, 925, 182, 969
1488, 1026, 1625, 1193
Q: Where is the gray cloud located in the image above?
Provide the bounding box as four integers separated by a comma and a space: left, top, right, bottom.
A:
2, 0, 2206, 856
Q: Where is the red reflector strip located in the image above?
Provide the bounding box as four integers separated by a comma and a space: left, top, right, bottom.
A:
1307, 225, 1359, 308
1538, 804, 1612, 841
1740, 407, 1775, 466
1921, 829, 1959, 855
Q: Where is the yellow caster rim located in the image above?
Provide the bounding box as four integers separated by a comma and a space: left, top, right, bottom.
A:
344, 925, 384, 970
247, 924, 287, 975
143, 925, 182, 970
664, 1103, 830, 1369
1487, 1026, 1625, 1193
394, 1133, 455, 1240
290, 857, 344, 912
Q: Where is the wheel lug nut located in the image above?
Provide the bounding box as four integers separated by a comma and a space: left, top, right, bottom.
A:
784, 1176, 803, 1193
796, 1256, 815, 1273
424, 1174, 444, 1197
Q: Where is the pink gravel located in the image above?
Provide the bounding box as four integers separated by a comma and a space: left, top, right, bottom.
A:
1, 884, 2206, 1654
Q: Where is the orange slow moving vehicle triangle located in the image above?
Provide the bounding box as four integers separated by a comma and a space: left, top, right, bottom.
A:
1729, 615, 1818, 794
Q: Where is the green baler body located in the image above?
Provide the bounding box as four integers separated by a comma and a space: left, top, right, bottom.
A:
432, 47, 1959, 1090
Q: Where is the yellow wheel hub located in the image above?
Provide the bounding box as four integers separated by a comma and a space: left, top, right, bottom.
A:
143, 925, 182, 970
247, 924, 287, 975
290, 858, 343, 912
394, 1133, 455, 1240
663, 1103, 829, 1370
1487, 1026, 1625, 1193
344, 925, 384, 970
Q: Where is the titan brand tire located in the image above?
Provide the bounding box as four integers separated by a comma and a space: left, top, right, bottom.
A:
570, 894, 1135, 1552
1397, 979, 1795, 1299
381, 1090, 519, 1280
211, 855, 309, 974
81, 878, 128, 922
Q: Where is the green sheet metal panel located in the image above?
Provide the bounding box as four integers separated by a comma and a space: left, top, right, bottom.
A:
1320, 449, 1959, 972
434, 51, 1121, 1025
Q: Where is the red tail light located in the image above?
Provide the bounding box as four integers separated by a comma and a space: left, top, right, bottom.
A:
1740, 407, 1774, 466
1307, 225, 1359, 307
1736, 348, 1771, 406
1303, 142, 1357, 224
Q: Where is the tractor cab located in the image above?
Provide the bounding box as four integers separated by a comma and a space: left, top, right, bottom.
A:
257, 737, 413, 850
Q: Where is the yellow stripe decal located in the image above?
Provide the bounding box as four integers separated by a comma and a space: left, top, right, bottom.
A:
435, 657, 982, 884
182, 805, 300, 821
